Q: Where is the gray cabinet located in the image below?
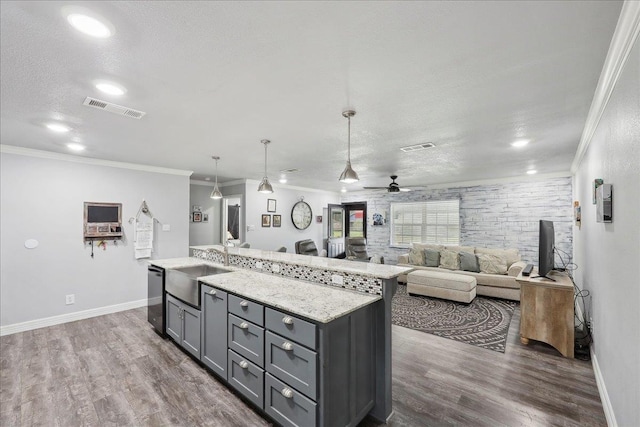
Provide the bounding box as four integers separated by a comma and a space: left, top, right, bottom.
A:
265, 373, 317, 427
165, 294, 201, 359
201, 284, 228, 380
228, 349, 264, 408
228, 313, 264, 367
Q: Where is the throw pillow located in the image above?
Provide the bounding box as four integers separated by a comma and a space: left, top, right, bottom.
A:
444, 245, 475, 255
424, 248, 440, 267
478, 254, 508, 275
408, 247, 425, 266
439, 249, 460, 270
460, 251, 480, 272
475, 247, 520, 268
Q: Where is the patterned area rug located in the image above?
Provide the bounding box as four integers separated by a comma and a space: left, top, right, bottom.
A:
392, 284, 518, 352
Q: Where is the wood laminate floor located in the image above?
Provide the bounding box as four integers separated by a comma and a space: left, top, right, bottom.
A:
0, 306, 605, 427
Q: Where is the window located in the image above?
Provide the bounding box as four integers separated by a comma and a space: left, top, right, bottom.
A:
390, 200, 460, 246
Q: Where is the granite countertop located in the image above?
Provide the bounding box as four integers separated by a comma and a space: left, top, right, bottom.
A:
190, 245, 413, 279
148, 257, 381, 323
199, 269, 381, 323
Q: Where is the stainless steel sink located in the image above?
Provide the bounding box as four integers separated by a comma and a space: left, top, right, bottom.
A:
166, 264, 231, 308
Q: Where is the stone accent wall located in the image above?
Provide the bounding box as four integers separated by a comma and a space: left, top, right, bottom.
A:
341, 177, 573, 266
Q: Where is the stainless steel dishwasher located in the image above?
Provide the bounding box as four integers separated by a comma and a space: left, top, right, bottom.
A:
147, 265, 166, 336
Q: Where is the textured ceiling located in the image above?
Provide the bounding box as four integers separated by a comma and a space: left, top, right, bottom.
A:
0, 1, 622, 192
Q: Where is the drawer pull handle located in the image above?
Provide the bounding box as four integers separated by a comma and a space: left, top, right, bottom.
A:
239, 322, 249, 329
281, 388, 294, 399
239, 360, 249, 369
208, 289, 217, 295
282, 342, 294, 351
240, 301, 249, 308
282, 316, 294, 325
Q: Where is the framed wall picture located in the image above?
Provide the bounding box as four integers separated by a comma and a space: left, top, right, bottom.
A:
267, 199, 277, 212
202, 213, 209, 223
273, 215, 281, 227
262, 214, 271, 227
193, 212, 202, 222
192, 205, 202, 212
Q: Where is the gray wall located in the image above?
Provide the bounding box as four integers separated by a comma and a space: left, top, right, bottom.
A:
0, 151, 190, 327
189, 182, 222, 246
243, 180, 340, 253
573, 38, 639, 426
341, 176, 573, 265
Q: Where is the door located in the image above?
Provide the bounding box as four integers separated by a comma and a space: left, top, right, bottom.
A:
343, 202, 367, 239
182, 304, 201, 359
202, 286, 228, 379
326, 204, 345, 258
166, 295, 182, 343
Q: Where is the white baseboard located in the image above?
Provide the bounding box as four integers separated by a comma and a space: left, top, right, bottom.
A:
591, 348, 617, 427
0, 299, 147, 336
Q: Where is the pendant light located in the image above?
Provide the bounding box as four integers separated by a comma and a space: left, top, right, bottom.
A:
257, 139, 274, 194
339, 109, 359, 183
209, 156, 223, 199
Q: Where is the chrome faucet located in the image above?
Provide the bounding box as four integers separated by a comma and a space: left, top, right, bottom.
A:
207, 245, 229, 266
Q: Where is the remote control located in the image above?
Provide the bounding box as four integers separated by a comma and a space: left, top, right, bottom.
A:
522, 264, 534, 276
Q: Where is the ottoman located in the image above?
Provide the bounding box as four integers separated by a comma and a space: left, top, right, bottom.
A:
407, 270, 477, 303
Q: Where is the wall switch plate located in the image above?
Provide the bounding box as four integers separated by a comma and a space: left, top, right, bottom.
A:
65, 294, 75, 305
272, 264, 280, 273
256, 261, 263, 269
332, 274, 344, 285
247, 225, 256, 231
162, 224, 171, 231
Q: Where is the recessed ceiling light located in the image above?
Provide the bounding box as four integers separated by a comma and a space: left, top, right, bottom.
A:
341, 188, 347, 193
95, 82, 126, 96
511, 140, 530, 148
67, 14, 112, 38
66, 143, 85, 151
527, 170, 537, 175
46, 123, 71, 133
279, 178, 287, 184
204, 177, 211, 181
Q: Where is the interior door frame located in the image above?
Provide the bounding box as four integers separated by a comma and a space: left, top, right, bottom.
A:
326, 204, 345, 258
342, 201, 367, 239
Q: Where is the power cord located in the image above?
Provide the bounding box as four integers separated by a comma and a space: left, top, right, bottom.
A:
555, 246, 592, 360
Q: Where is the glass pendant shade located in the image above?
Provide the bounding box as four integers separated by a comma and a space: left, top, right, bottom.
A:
210, 156, 223, 199
339, 110, 359, 183
257, 139, 274, 194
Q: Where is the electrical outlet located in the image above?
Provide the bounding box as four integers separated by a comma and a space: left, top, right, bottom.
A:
162, 224, 171, 231
332, 274, 344, 285
65, 294, 75, 305
256, 261, 263, 269
272, 264, 280, 273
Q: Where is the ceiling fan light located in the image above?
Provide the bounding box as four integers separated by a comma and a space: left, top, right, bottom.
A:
258, 177, 274, 193
339, 161, 359, 183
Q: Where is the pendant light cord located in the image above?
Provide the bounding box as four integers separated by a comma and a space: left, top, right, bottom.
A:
264, 141, 268, 177
347, 115, 351, 162
215, 158, 219, 186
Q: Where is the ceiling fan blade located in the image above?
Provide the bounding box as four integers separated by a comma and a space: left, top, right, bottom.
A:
362, 186, 389, 190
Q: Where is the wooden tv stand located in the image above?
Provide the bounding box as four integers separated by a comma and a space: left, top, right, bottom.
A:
516, 269, 574, 358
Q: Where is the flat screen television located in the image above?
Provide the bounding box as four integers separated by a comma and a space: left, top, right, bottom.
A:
537, 219, 555, 280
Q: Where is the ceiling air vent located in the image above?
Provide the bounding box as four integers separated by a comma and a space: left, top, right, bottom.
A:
400, 142, 435, 152
279, 168, 300, 174
83, 97, 146, 119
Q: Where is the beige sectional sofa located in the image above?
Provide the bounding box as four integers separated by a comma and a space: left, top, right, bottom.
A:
397, 244, 527, 301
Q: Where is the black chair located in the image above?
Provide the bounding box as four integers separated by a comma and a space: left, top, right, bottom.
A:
295, 239, 318, 256
345, 237, 370, 260
276, 246, 287, 253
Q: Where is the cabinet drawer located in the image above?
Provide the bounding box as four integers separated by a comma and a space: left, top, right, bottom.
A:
228, 349, 264, 409
265, 373, 316, 427
229, 294, 264, 326
265, 308, 316, 349
228, 314, 264, 367
265, 331, 317, 400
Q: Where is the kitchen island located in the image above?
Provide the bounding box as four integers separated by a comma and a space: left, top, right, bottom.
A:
150, 252, 412, 426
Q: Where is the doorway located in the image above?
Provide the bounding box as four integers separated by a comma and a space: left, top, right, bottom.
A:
343, 202, 367, 239
325, 202, 367, 258
222, 195, 243, 245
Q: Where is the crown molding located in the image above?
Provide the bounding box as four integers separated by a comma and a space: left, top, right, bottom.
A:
0, 145, 193, 176
571, 1, 640, 172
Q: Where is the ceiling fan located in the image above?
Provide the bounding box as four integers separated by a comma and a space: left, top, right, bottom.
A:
363, 175, 419, 193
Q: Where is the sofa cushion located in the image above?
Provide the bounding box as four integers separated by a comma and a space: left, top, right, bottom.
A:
424, 248, 440, 267
408, 247, 426, 266
477, 253, 508, 274
475, 247, 520, 268
412, 243, 444, 251
445, 245, 475, 255
439, 249, 460, 270
460, 251, 480, 272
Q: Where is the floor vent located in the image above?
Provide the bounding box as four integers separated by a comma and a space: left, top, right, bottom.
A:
83, 97, 146, 119
400, 142, 435, 152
